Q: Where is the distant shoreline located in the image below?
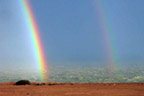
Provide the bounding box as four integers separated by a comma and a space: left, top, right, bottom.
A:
1, 82, 144, 85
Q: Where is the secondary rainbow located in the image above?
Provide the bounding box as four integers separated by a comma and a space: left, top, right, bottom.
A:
94, 0, 119, 75
20, 0, 48, 82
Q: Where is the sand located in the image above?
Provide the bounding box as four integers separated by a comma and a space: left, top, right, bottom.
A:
0, 82, 144, 96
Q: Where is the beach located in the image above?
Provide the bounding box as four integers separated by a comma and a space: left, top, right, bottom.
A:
0, 82, 144, 96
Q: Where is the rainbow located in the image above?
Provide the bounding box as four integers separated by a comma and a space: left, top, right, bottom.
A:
20, 0, 48, 82
94, 0, 119, 75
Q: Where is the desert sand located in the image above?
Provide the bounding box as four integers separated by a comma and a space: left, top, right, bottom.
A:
0, 82, 144, 96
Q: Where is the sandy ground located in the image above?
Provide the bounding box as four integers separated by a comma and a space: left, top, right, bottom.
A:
0, 82, 144, 96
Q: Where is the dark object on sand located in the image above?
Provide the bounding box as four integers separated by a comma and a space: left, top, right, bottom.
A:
15, 80, 31, 85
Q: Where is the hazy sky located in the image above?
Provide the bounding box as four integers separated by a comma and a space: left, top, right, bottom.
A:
0, 0, 144, 69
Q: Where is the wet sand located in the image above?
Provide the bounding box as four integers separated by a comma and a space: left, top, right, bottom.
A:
0, 82, 144, 96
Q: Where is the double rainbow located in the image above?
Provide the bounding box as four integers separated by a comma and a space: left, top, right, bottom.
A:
20, 0, 48, 82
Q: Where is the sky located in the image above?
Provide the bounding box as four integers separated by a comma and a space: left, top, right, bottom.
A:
0, 0, 144, 70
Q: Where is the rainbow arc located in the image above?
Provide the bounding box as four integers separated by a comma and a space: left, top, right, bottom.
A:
94, 0, 119, 76
20, 0, 48, 82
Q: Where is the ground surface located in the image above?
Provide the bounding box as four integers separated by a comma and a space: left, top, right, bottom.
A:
0, 82, 144, 96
